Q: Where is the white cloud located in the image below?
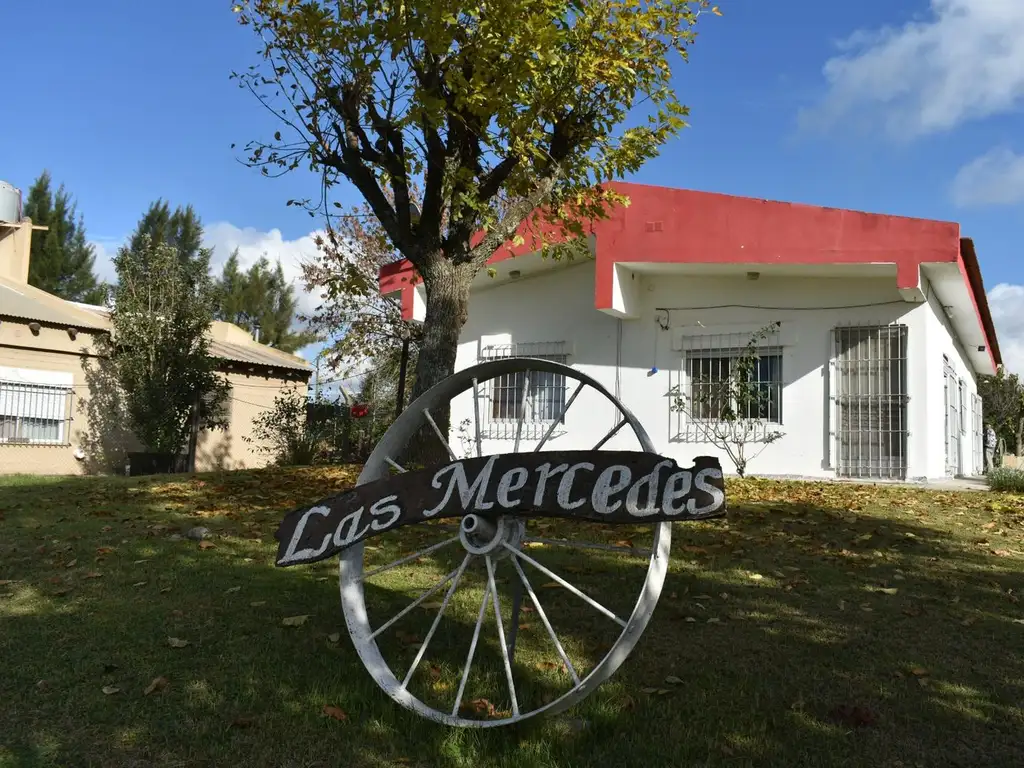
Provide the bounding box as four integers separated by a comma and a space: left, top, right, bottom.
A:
952, 147, 1024, 206
88, 223, 332, 361
800, 0, 1024, 138
988, 283, 1024, 375
89, 223, 328, 318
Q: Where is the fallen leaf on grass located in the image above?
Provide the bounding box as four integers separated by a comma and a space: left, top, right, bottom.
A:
198, 541, 216, 550
463, 698, 497, 717
536, 661, 560, 672
249, 601, 266, 607
282, 615, 310, 627
428, 664, 442, 680
540, 582, 560, 589
101, 685, 121, 695
230, 716, 256, 728
748, 573, 764, 581
225, 586, 241, 594
144, 676, 168, 696
910, 667, 929, 677
83, 572, 103, 579
327, 633, 341, 643
322, 705, 347, 721
96, 547, 115, 556
167, 637, 190, 648
132, 581, 147, 588
65, 559, 77, 568
664, 675, 683, 685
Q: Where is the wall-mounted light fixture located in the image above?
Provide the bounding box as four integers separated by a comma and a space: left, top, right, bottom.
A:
67, 327, 78, 340
746, 271, 760, 281
978, 345, 986, 352
28, 321, 41, 335
509, 270, 522, 279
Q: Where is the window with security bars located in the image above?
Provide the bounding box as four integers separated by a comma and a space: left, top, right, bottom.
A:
479, 342, 568, 440
833, 325, 908, 480
0, 381, 73, 445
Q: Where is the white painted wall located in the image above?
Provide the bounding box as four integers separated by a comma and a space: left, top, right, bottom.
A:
450, 260, 977, 480
921, 274, 981, 478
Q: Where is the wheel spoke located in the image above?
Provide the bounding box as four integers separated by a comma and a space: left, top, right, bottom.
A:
423, 408, 458, 461
472, 377, 483, 458
506, 579, 524, 662
360, 536, 460, 582
523, 537, 646, 557
509, 555, 581, 685
503, 543, 627, 628
402, 553, 472, 689
486, 555, 519, 717
452, 584, 492, 717
513, 371, 532, 452
592, 419, 627, 450
534, 381, 585, 451
386, 456, 407, 473
370, 565, 463, 640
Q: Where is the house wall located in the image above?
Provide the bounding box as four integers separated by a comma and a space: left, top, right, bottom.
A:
0, 319, 307, 476
194, 371, 308, 472
449, 260, 973, 480
921, 275, 981, 477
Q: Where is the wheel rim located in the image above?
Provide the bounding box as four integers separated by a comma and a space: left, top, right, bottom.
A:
339, 358, 672, 727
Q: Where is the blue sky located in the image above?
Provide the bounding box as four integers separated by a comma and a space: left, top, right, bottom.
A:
3, 1, 1023, 370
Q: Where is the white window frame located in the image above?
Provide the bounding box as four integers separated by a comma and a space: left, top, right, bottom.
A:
672, 326, 785, 444
0, 366, 74, 446
478, 341, 569, 440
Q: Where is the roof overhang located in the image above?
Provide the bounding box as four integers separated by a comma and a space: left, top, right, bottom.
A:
380, 182, 1000, 374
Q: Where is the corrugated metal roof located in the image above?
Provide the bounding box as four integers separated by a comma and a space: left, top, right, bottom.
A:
209, 339, 312, 372
0, 276, 311, 373
0, 276, 111, 330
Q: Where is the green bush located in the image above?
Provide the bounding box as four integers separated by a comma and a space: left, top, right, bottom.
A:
987, 466, 1024, 493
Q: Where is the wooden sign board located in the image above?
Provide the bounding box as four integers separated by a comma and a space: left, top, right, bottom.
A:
275, 451, 726, 567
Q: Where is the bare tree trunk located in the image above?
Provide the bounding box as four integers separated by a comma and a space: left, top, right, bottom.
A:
404, 257, 476, 466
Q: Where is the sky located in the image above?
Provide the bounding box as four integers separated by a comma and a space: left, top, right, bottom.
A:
2, 0, 1023, 372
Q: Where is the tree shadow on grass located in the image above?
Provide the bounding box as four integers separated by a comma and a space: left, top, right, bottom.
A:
2, 472, 1024, 767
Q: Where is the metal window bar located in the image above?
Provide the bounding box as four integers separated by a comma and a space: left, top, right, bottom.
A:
674, 328, 783, 443
833, 325, 908, 480
479, 342, 568, 440
0, 380, 74, 446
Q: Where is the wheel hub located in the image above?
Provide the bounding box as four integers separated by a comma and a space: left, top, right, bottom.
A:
458, 514, 525, 557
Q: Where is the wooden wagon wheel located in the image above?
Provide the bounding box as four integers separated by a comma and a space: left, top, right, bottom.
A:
338, 358, 678, 727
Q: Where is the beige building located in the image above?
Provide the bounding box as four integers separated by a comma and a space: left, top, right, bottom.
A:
0, 216, 311, 476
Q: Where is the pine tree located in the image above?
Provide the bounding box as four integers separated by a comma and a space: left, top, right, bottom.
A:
22, 171, 105, 303
213, 252, 315, 353
129, 200, 210, 274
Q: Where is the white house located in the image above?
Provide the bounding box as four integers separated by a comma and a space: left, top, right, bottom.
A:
380, 183, 1001, 482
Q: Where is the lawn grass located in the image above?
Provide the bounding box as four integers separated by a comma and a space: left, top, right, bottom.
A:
2, 467, 1024, 767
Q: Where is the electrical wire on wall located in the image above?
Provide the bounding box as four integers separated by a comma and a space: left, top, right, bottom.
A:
614, 318, 623, 431
654, 300, 908, 316
648, 309, 670, 376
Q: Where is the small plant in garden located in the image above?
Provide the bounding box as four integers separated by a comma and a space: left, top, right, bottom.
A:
986, 466, 1024, 493
245, 389, 353, 466
671, 323, 784, 478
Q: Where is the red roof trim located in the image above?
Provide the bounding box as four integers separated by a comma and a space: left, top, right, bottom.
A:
378, 184, 1000, 372
958, 237, 1001, 369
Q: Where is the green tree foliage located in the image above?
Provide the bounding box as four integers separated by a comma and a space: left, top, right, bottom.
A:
214, 249, 316, 353
234, 0, 718, 458
108, 234, 228, 455
129, 200, 209, 273
22, 171, 105, 303
979, 369, 1024, 455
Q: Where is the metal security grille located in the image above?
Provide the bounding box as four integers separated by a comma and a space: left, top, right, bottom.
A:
943, 357, 959, 475
971, 392, 983, 475
833, 325, 908, 479
479, 342, 568, 440
674, 328, 783, 442
0, 380, 74, 445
